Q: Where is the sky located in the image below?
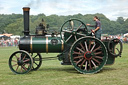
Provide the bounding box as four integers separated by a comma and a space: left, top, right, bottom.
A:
0, 0, 128, 20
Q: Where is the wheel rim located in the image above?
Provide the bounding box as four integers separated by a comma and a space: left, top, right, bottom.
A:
31, 53, 42, 71
9, 50, 33, 74
70, 37, 108, 74
60, 19, 88, 43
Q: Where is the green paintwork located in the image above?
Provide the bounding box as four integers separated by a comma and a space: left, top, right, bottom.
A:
70, 37, 108, 74
32, 36, 63, 53
103, 40, 116, 65
19, 36, 64, 53
32, 37, 46, 52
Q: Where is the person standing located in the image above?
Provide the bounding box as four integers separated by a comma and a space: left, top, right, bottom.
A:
86, 16, 102, 39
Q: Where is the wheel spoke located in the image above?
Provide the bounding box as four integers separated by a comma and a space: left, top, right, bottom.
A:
84, 61, 87, 70
12, 60, 17, 62
19, 53, 22, 60
12, 64, 18, 67
22, 65, 27, 71
74, 56, 84, 59
27, 64, 30, 67
34, 62, 38, 66
92, 58, 100, 64
33, 54, 38, 59
91, 60, 97, 68
80, 43, 85, 51
15, 55, 18, 60
76, 58, 83, 65
21, 66, 23, 72
73, 51, 82, 55
65, 35, 72, 42
89, 60, 92, 70
76, 47, 85, 53
89, 40, 91, 50
90, 43, 96, 52
94, 51, 102, 55
22, 55, 26, 61
94, 56, 103, 59
93, 46, 101, 52
74, 36, 77, 41
23, 59, 30, 63
80, 59, 86, 68
76, 33, 86, 36
16, 66, 19, 71
76, 24, 83, 31
85, 41, 89, 51
25, 63, 30, 68
62, 30, 72, 33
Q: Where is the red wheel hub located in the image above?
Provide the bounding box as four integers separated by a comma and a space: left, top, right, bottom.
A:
84, 51, 92, 60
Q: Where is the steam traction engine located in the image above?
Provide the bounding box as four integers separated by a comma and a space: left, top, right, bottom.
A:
8, 7, 123, 74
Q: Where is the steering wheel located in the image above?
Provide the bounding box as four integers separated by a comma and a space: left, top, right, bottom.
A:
60, 19, 88, 43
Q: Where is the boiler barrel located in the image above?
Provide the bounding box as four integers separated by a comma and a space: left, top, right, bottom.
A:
19, 36, 64, 53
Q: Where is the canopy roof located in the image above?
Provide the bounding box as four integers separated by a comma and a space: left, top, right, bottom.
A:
0, 34, 13, 37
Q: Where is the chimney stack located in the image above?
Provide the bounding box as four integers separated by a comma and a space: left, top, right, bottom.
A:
23, 7, 30, 36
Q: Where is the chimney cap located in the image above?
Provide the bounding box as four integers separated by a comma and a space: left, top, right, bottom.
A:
23, 7, 30, 11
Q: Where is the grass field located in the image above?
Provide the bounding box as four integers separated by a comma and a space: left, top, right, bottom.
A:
0, 44, 128, 85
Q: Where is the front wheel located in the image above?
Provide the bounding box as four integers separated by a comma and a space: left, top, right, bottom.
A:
9, 50, 33, 74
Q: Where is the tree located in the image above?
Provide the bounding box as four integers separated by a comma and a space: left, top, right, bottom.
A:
116, 17, 124, 24
0, 13, 127, 35
122, 19, 128, 33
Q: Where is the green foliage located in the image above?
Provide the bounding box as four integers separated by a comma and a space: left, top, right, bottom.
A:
0, 13, 127, 35
0, 14, 22, 34
4, 18, 23, 35
117, 17, 124, 24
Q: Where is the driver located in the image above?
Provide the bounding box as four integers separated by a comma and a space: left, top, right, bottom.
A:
86, 16, 102, 39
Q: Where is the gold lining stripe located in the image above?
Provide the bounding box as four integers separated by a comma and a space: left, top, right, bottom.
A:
61, 40, 64, 51
30, 36, 32, 52
46, 37, 48, 53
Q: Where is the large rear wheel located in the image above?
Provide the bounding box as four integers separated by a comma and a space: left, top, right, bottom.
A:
70, 37, 108, 74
